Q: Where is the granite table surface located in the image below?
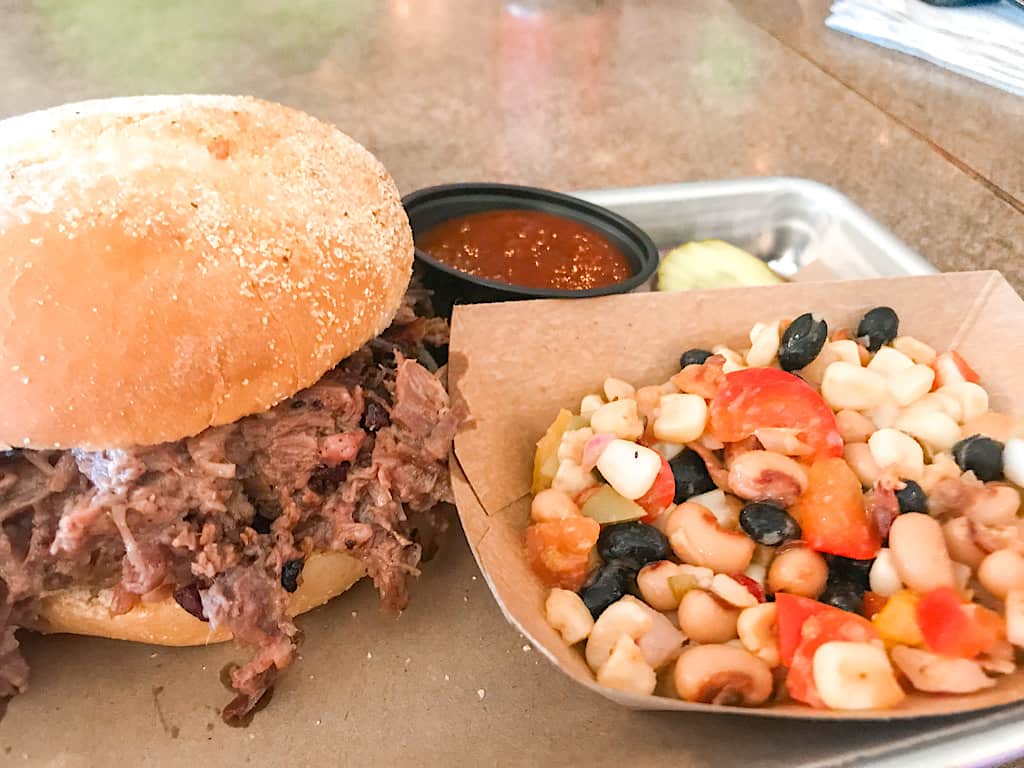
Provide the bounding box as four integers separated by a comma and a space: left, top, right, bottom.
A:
0, 1, 1022, 766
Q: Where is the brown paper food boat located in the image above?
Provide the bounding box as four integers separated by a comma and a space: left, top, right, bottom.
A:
448, 270, 1024, 720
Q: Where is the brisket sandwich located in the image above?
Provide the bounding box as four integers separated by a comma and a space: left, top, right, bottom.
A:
0, 95, 459, 721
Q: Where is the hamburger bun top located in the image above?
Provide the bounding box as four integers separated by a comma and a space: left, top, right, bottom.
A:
0, 95, 413, 450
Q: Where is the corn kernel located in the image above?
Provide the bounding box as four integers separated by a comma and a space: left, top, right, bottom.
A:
867, 346, 914, 376
653, 393, 708, 444
868, 428, 924, 481
590, 398, 643, 440
822, 361, 887, 410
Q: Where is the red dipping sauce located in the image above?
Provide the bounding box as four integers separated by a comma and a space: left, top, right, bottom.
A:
414, 209, 634, 291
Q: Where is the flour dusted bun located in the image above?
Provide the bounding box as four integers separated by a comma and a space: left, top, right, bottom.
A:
0, 95, 413, 450
37, 551, 365, 646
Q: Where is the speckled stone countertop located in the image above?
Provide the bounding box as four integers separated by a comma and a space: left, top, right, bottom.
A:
0, 1, 1023, 767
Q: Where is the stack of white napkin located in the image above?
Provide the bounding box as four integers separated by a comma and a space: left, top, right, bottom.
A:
826, 0, 1024, 96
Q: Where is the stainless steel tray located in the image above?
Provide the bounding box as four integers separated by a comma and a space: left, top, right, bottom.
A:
573, 176, 936, 281
574, 177, 1023, 768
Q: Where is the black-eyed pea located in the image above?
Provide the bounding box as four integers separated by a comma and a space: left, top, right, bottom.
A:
727, 450, 808, 508
1005, 590, 1024, 648
843, 442, 881, 487
768, 545, 828, 599
965, 484, 1021, 527
531, 488, 581, 523
942, 517, 986, 570
868, 548, 903, 597
673, 644, 773, 706
737, 602, 779, 667
677, 589, 740, 644
978, 549, 1024, 600
888, 513, 956, 593
637, 560, 684, 611
836, 409, 875, 444
668, 503, 756, 573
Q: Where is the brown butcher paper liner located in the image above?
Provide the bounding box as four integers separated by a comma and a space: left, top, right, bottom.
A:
448, 270, 1024, 719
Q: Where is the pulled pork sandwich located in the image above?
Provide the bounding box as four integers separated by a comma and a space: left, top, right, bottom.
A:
0, 95, 460, 722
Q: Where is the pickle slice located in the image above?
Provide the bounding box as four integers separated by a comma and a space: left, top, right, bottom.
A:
580, 485, 645, 525
657, 240, 783, 292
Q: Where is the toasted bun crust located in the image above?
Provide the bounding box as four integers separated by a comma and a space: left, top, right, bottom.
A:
36, 551, 366, 646
0, 95, 413, 450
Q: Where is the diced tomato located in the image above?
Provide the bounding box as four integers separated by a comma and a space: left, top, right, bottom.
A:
932, 350, 980, 390
792, 457, 881, 560
731, 573, 766, 603
635, 456, 674, 523
775, 593, 829, 666
861, 591, 888, 621
709, 368, 843, 459
524, 517, 600, 591
917, 587, 1004, 659
787, 609, 880, 707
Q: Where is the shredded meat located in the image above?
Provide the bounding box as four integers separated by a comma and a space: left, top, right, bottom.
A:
0, 286, 460, 722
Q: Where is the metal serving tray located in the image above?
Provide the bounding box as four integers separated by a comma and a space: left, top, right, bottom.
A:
574, 177, 1024, 768
573, 176, 936, 281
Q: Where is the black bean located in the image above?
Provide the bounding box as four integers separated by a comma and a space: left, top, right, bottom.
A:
281, 559, 304, 593
597, 522, 671, 567
579, 560, 637, 619
895, 480, 927, 514
669, 448, 716, 503
953, 434, 1004, 482
290, 399, 306, 409
824, 554, 874, 589
361, 401, 390, 432
778, 313, 828, 371
856, 307, 899, 352
819, 578, 864, 613
679, 348, 713, 369
173, 583, 208, 621
739, 502, 801, 546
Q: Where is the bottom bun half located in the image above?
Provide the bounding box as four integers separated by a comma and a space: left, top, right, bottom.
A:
36, 551, 365, 647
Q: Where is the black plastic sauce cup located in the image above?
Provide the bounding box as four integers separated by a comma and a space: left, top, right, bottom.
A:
402, 183, 659, 317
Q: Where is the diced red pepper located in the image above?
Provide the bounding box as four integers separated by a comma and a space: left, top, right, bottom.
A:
787, 609, 880, 707
917, 586, 1004, 659
709, 368, 843, 459
775, 593, 830, 667
793, 457, 881, 560
635, 456, 674, 523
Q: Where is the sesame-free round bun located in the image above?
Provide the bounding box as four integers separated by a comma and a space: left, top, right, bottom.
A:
36, 551, 366, 646
0, 95, 413, 450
